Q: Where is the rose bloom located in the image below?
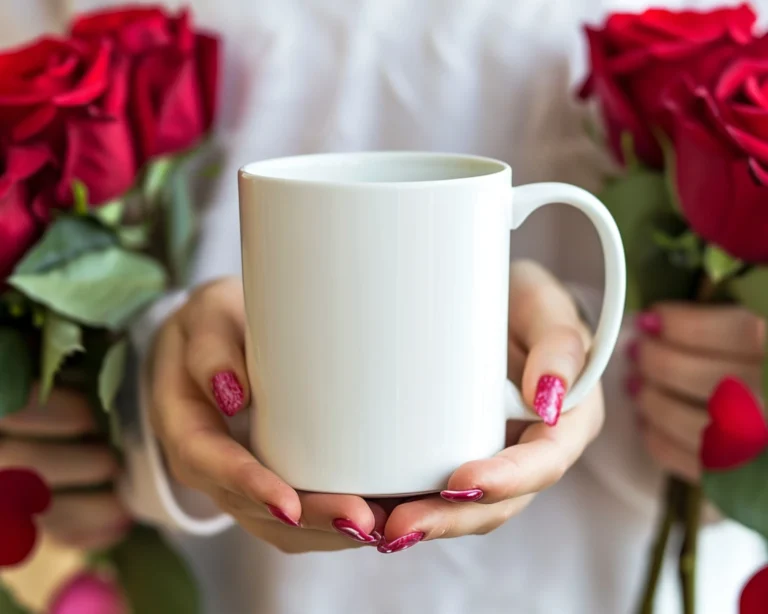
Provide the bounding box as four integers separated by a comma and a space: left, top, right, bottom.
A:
580, 4, 756, 167
666, 34, 768, 263
0, 36, 137, 210
71, 5, 220, 162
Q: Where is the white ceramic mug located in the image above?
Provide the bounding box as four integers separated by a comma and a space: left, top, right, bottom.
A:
126, 151, 625, 535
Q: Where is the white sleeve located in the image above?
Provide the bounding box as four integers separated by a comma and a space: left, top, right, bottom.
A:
0, 1, 67, 46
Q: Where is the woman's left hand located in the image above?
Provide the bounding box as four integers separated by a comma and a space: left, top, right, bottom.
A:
376, 260, 604, 553
629, 303, 765, 484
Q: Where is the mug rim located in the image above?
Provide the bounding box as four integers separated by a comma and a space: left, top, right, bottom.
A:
238, 151, 511, 188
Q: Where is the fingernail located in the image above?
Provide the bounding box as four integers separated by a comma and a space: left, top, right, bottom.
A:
332, 519, 378, 544
377, 531, 425, 554
626, 374, 643, 399
533, 375, 566, 426
267, 504, 301, 528
636, 311, 662, 336
626, 339, 640, 363
440, 489, 484, 503
212, 371, 245, 417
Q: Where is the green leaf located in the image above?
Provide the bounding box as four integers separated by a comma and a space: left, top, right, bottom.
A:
620, 131, 638, 170
118, 225, 152, 250
14, 216, 117, 275
729, 267, 768, 319
0, 328, 32, 418
0, 582, 31, 614
166, 167, 196, 283
652, 230, 702, 269
654, 129, 683, 216
703, 449, 768, 539
92, 199, 124, 228
99, 340, 127, 413
703, 245, 743, 284
9, 247, 166, 330
39, 311, 83, 403
599, 167, 699, 310
763, 340, 768, 409
72, 179, 90, 215
143, 157, 176, 205
110, 525, 201, 614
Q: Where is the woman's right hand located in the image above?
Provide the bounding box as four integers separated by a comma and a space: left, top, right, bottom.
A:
148, 276, 384, 553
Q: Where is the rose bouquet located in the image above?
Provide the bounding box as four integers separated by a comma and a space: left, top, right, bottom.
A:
0, 5, 219, 613
579, 4, 768, 613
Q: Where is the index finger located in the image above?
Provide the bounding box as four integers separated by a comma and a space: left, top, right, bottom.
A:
647, 303, 765, 359
150, 321, 302, 524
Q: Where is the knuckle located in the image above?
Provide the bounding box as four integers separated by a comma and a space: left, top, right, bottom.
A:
0, 439, 27, 467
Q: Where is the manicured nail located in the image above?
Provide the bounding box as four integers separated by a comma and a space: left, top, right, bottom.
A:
211, 371, 244, 417
533, 375, 566, 426
377, 532, 425, 554
440, 489, 484, 503
332, 519, 378, 544
625, 374, 643, 399
267, 504, 301, 528
626, 339, 640, 363
636, 311, 662, 336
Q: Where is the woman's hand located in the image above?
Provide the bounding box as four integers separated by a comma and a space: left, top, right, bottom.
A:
374, 260, 604, 553
629, 304, 765, 483
0, 388, 131, 550
148, 277, 386, 553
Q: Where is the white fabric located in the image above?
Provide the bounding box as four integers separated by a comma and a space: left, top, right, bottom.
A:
2, 0, 766, 612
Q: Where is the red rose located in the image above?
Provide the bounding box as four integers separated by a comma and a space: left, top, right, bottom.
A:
0, 145, 50, 278
701, 377, 768, 470
580, 4, 756, 167
72, 6, 220, 161
741, 565, 768, 614
0, 468, 51, 567
0, 36, 137, 208
666, 36, 768, 263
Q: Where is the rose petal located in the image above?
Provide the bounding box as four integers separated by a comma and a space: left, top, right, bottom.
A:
725, 123, 768, 164
195, 32, 220, 130
701, 377, 768, 470
747, 157, 768, 185
53, 40, 111, 107
56, 113, 137, 206
741, 566, 768, 614
716, 58, 768, 101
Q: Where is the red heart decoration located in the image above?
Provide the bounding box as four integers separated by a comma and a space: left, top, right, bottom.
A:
0, 468, 51, 567
701, 377, 768, 470
741, 565, 768, 614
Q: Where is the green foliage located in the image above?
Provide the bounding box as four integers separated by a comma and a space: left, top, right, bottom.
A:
9, 248, 166, 331
93, 199, 125, 228
110, 525, 201, 614
703, 246, 743, 284
729, 267, 768, 319
702, 449, 768, 540
0, 328, 32, 418
14, 217, 117, 275
0, 582, 30, 614
99, 340, 127, 414
166, 166, 196, 284
143, 157, 176, 206
39, 311, 83, 403
598, 165, 699, 311
72, 179, 90, 215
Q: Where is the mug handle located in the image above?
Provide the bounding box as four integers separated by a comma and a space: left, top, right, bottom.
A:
503, 182, 626, 420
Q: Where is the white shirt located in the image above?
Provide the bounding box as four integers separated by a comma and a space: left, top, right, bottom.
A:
2, 1, 765, 612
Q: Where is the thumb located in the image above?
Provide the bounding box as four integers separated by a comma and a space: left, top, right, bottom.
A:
521, 325, 587, 425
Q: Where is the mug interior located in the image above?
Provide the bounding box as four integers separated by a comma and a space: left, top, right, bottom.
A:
240, 152, 508, 184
